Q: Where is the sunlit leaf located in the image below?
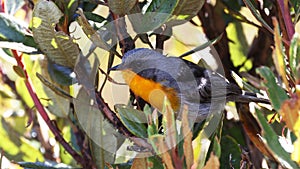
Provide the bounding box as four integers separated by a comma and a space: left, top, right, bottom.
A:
255, 108, 299, 168
242, 0, 273, 33
0, 118, 43, 162
76, 9, 112, 52
272, 18, 290, 89
227, 21, 251, 70
292, 138, 300, 165
32, 0, 79, 68
290, 33, 300, 80
162, 98, 177, 149
193, 111, 223, 169
256, 66, 288, 111
169, 0, 204, 24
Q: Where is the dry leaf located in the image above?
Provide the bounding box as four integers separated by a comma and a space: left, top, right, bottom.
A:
202, 152, 220, 169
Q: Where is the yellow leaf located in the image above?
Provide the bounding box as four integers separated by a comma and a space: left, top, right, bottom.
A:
291, 138, 300, 165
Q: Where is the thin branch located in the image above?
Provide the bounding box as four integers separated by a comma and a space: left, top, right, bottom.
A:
11, 50, 89, 168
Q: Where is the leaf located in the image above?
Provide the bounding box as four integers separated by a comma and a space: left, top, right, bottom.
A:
47, 61, 77, 86
169, 0, 204, 23
0, 118, 44, 162
193, 110, 223, 169
255, 108, 299, 168
289, 33, 300, 80
115, 104, 148, 138
12, 65, 26, 78
148, 135, 175, 169
108, 0, 137, 15
162, 98, 177, 149
32, 0, 79, 68
0, 13, 27, 42
36, 72, 71, 118
202, 153, 220, 169
242, 0, 273, 33
76, 9, 112, 51
3, 0, 25, 15
227, 21, 251, 70
272, 18, 289, 89
279, 88, 300, 134
131, 157, 147, 169
73, 88, 118, 164
220, 136, 241, 169
292, 138, 300, 165
291, 0, 300, 23
36, 73, 72, 100
236, 103, 275, 159
17, 161, 76, 169
256, 66, 289, 111
179, 34, 222, 58
182, 105, 194, 169
83, 12, 106, 23
128, 0, 178, 33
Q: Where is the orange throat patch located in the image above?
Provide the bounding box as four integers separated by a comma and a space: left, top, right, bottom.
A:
121, 69, 180, 112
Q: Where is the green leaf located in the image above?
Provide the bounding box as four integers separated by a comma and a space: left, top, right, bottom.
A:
220, 136, 241, 169
179, 34, 222, 58
256, 66, 288, 111
0, 13, 27, 42
108, 0, 137, 15
32, 0, 79, 68
128, 0, 178, 33
169, 0, 204, 23
115, 104, 148, 138
227, 21, 252, 70
255, 109, 299, 169
18, 161, 77, 169
47, 61, 77, 86
289, 33, 300, 80
83, 12, 106, 23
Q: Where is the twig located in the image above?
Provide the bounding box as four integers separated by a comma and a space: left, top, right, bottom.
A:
11, 50, 88, 167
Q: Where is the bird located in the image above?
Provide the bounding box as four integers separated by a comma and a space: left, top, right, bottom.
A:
111, 48, 269, 123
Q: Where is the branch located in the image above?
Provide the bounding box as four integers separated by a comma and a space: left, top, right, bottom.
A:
11, 50, 89, 167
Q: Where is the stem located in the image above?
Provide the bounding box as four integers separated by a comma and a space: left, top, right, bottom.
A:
11, 50, 86, 167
